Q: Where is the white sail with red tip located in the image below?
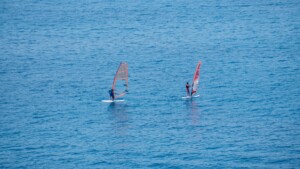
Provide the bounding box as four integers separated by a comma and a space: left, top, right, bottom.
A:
112, 62, 128, 98
191, 61, 202, 96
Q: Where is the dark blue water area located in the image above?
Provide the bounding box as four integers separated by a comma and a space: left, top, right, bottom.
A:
1, 0, 300, 168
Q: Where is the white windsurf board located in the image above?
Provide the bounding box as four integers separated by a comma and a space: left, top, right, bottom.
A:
101, 100, 125, 103
181, 95, 200, 99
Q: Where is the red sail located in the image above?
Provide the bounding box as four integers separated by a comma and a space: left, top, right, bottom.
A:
112, 62, 128, 98
191, 61, 202, 95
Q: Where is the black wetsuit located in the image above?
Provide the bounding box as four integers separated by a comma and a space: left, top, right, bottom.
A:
186, 84, 190, 96
109, 89, 115, 100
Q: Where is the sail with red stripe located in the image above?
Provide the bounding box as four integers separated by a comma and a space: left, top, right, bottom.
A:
112, 62, 128, 98
191, 61, 202, 96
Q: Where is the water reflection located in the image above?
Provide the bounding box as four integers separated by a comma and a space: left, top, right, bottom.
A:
184, 100, 202, 142
107, 103, 129, 136
185, 100, 201, 126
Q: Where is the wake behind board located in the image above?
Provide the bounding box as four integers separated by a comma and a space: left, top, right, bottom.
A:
181, 95, 200, 99
102, 100, 125, 103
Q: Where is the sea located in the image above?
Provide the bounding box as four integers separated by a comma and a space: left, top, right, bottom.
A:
1, 0, 299, 168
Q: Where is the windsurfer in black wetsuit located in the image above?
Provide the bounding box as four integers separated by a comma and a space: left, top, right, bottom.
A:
186, 82, 190, 96
109, 88, 115, 101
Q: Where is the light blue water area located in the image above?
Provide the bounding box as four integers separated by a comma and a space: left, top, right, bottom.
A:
1, 0, 300, 168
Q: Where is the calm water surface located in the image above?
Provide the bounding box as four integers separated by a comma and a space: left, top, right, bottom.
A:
1, 0, 300, 168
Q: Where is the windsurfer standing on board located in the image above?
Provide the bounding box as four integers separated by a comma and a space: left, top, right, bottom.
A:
109, 88, 115, 101
186, 82, 190, 96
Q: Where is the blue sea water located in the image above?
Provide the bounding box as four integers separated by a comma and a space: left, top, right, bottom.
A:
1, 0, 300, 168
